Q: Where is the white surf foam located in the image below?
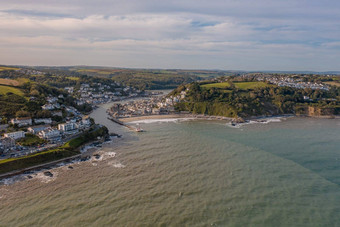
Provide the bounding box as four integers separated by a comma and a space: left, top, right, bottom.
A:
227, 116, 287, 128
109, 162, 125, 168
33, 171, 58, 183
105, 152, 117, 158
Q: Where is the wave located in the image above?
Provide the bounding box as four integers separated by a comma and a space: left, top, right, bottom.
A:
108, 161, 125, 168
227, 116, 290, 128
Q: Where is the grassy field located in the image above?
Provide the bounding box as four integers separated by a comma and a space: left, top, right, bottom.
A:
201, 82, 231, 89
0, 66, 19, 71
234, 81, 270, 90
77, 69, 120, 74
17, 134, 46, 147
0, 78, 20, 86
16, 78, 30, 84
66, 76, 80, 81
0, 85, 24, 96
324, 81, 340, 87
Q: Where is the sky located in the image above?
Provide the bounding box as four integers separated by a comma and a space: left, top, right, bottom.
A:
0, 0, 340, 71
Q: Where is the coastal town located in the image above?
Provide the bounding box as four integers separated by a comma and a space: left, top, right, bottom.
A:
0, 108, 92, 159
241, 73, 330, 90
69, 82, 144, 105
0, 67, 339, 176
108, 95, 179, 118
0, 68, 151, 160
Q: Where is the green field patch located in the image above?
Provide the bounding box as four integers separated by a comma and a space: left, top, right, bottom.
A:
0, 66, 19, 71
325, 81, 340, 87
233, 81, 270, 90
201, 82, 231, 89
0, 78, 20, 86
17, 134, 47, 147
16, 78, 31, 84
77, 69, 115, 74
0, 85, 24, 96
66, 76, 80, 81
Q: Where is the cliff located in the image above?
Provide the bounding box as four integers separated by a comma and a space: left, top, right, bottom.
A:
295, 105, 340, 118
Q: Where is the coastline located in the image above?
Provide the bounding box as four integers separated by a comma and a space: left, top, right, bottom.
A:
116, 113, 294, 124
1, 94, 338, 184
119, 113, 340, 124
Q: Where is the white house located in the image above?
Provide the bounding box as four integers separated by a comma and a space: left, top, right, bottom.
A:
38, 128, 61, 139
4, 131, 25, 140
34, 118, 52, 124
0, 137, 15, 150
76, 119, 91, 130
28, 125, 50, 134
10, 117, 32, 127
58, 122, 76, 132
42, 104, 55, 110
52, 111, 63, 117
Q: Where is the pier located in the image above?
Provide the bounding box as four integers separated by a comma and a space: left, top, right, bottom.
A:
107, 117, 144, 132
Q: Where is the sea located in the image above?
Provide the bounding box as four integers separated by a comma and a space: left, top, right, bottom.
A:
0, 103, 339, 226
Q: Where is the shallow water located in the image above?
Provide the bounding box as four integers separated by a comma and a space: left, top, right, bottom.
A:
0, 107, 339, 226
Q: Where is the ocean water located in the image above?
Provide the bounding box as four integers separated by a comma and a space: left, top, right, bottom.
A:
0, 107, 339, 226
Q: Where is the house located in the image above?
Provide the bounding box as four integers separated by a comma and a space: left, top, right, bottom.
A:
0, 137, 15, 151
82, 118, 91, 126
4, 131, 25, 140
42, 104, 55, 110
46, 96, 58, 103
28, 125, 50, 134
10, 117, 32, 127
65, 87, 74, 93
38, 128, 61, 139
76, 119, 91, 130
34, 118, 52, 124
152, 108, 160, 114
76, 100, 85, 106
52, 111, 63, 117
58, 122, 76, 132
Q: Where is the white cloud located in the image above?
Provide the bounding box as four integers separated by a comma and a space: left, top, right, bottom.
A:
0, 1, 340, 70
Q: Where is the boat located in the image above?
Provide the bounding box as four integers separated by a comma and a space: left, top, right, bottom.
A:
135, 128, 144, 132
135, 124, 144, 132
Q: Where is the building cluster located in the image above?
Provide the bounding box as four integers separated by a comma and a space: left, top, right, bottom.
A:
244, 74, 330, 91
108, 92, 186, 118
0, 116, 92, 157
42, 96, 62, 110
17, 68, 45, 75
68, 83, 143, 105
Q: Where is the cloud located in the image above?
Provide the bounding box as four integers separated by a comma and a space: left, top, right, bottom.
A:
0, 0, 340, 70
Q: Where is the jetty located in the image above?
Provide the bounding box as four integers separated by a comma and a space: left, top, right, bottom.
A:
107, 117, 144, 132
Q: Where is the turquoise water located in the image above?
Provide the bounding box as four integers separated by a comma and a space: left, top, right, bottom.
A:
0, 113, 339, 226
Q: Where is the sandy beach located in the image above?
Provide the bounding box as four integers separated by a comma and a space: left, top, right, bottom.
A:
118, 114, 194, 123
118, 113, 237, 123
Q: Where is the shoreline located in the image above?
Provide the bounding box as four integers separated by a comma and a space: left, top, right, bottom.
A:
117, 113, 287, 123
118, 113, 340, 124
1, 97, 338, 183
0, 136, 120, 183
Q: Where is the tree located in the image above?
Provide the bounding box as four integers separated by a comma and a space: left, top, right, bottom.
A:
16, 110, 30, 118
